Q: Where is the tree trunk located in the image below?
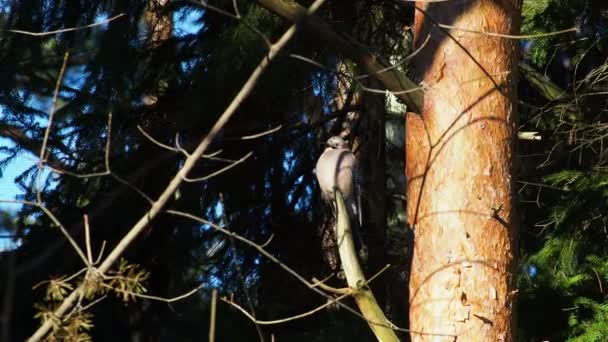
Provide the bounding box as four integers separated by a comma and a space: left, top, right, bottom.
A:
406, 1, 521, 341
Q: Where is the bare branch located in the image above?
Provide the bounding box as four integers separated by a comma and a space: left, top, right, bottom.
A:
436, 23, 576, 40
311, 276, 351, 295
37, 52, 69, 203
333, 189, 399, 341
256, 0, 423, 112
137, 125, 183, 154
27, 1, 327, 339
219, 193, 265, 342
191, 0, 271, 48
209, 289, 218, 342
182, 152, 254, 182
100, 283, 204, 303
3, 13, 126, 37
164, 210, 436, 336
2, 200, 90, 269
240, 125, 283, 140
83, 215, 93, 265
104, 113, 112, 171
110, 174, 154, 205
222, 290, 353, 325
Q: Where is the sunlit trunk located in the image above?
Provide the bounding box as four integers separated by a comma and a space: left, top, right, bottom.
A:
406, 1, 521, 340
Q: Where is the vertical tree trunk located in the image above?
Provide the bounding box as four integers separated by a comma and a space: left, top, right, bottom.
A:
406, 1, 521, 340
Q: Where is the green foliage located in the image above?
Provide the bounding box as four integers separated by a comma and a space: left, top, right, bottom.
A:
519, 169, 608, 340
567, 297, 608, 341
518, 1, 608, 340
4, 0, 608, 340
522, 0, 585, 66
0, 0, 412, 339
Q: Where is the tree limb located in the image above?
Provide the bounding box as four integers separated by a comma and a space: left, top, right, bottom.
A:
27, 1, 326, 339
255, 0, 423, 113
334, 189, 399, 342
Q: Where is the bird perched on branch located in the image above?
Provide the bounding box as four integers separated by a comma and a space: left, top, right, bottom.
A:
315, 136, 367, 266
316, 136, 359, 222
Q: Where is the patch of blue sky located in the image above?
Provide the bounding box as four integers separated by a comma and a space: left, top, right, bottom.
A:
95, 12, 108, 21
0, 73, 81, 207
213, 200, 223, 219
181, 58, 198, 73
527, 264, 538, 278
198, 200, 224, 234
0, 236, 20, 252
282, 149, 296, 172
197, 272, 222, 289
293, 184, 313, 212
64, 65, 88, 91
0, 1, 10, 13
0, 138, 30, 208
1, 5, 208, 243
92, 12, 114, 31
310, 70, 338, 116
174, 8, 205, 72
312, 72, 323, 96
173, 7, 205, 38
286, 174, 303, 204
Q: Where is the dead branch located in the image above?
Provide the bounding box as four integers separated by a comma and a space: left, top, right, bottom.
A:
3, 13, 125, 37
26, 1, 327, 340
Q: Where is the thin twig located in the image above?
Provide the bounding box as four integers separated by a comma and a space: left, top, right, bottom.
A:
436, 23, 576, 40
259, 233, 274, 248
182, 152, 254, 182
111, 174, 154, 204
37, 52, 69, 204
311, 276, 351, 295
193, 1, 271, 47
222, 290, 353, 325
100, 283, 204, 303
27, 2, 326, 339
4, 13, 125, 37
219, 193, 265, 342
83, 215, 93, 265
93, 241, 107, 265
209, 289, 218, 342
0, 200, 89, 268
165, 210, 441, 336
77, 295, 107, 313
241, 125, 283, 140
104, 113, 112, 171
231, 0, 241, 18
289, 34, 431, 95
354, 34, 431, 80
137, 125, 183, 154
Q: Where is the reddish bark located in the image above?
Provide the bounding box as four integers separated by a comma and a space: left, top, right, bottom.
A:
406, 1, 521, 340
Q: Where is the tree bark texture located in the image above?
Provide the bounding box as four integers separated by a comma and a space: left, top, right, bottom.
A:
406, 1, 521, 341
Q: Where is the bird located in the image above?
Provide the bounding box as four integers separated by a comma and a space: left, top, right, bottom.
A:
315, 136, 367, 266
315, 136, 360, 224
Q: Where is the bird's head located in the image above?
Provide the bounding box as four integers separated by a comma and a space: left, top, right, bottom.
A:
325, 136, 348, 149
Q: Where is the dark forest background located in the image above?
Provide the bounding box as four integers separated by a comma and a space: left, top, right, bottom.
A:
1, 0, 608, 341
